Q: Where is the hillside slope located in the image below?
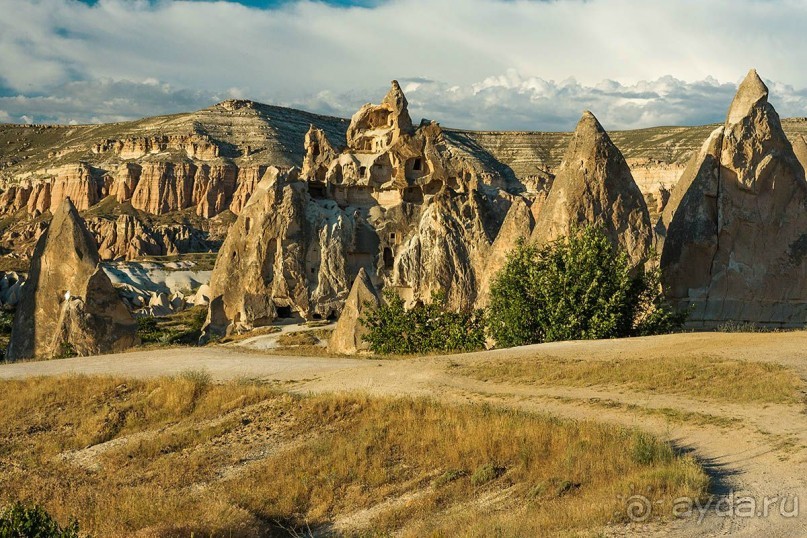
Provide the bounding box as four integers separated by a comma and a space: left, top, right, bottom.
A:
1, 100, 807, 268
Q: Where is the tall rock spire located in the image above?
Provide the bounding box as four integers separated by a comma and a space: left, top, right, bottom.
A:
660, 69, 807, 327
6, 198, 138, 360
532, 110, 652, 265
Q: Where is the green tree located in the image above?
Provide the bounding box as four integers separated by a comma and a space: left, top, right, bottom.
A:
362, 291, 486, 355
0, 502, 81, 538
486, 227, 684, 348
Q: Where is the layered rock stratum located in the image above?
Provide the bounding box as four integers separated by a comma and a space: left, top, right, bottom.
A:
6, 198, 138, 360
3, 70, 807, 342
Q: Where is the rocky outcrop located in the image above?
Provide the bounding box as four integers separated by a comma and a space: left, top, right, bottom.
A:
478, 196, 535, 307
657, 127, 723, 300
532, 111, 652, 265
230, 165, 267, 215
6, 198, 138, 360
660, 70, 807, 327
203, 83, 511, 335
393, 190, 498, 310
92, 134, 220, 160
202, 167, 312, 338
328, 268, 380, 354
130, 161, 196, 214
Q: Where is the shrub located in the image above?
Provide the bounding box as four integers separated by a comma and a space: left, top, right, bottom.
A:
487, 227, 685, 348
0, 502, 81, 538
136, 306, 208, 346
362, 291, 486, 355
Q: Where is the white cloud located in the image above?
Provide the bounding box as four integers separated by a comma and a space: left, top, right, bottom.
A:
2, 0, 807, 129
0, 79, 221, 124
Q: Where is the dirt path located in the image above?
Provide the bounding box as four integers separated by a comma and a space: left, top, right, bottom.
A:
2, 331, 807, 537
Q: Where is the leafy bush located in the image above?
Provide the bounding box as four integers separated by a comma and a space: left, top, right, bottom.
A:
362, 291, 486, 355
136, 306, 208, 346
487, 227, 685, 348
0, 502, 81, 538
0, 310, 13, 335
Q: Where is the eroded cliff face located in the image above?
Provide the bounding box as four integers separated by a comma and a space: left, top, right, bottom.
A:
203, 83, 515, 336
0, 101, 349, 266
659, 70, 807, 327
3, 87, 807, 268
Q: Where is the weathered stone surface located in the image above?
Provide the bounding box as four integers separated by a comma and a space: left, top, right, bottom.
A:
657, 127, 723, 300
660, 70, 807, 327
532, 111, 652, 264
393, 190, 497, 310
478, 196, 535, 307
6, 198, 138, 360
328, 268, 380, 354
204, 83, 509, 334
202, 167, 313, 338
131, 161, 196, 214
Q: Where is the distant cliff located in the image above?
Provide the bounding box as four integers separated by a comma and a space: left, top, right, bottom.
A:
2, 98, 807, 268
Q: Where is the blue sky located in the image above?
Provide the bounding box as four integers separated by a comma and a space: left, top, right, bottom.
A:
2, 0, 807, 129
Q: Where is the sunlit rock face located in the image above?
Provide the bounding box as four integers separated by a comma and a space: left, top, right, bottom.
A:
6, 198, 138, 360
660, 70, 807, 327
203, 82, 521, 337
532, 110, 652, 266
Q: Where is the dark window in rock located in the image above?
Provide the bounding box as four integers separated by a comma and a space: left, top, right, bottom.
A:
311, 143, 320, 156
389, 232, 396, 242
359, 166, 367, 177
383, 247, 394, 269
275, 304, 292, 318
244, 217, 251, 234
402, 186, 424, 204
310, 267, 316, 274
310, 184, 327, 198
413, 158, 422, 171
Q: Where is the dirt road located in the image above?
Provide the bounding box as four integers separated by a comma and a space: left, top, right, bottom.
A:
2, 331, 807, 537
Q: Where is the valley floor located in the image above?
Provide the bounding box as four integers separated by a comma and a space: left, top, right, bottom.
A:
2, 331, 807, 536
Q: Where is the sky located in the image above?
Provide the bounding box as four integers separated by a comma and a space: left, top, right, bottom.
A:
2, 0, 807, 131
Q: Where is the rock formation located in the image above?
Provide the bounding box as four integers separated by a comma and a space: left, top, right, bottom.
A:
328, 268, 380, 354
4, 81, 807, 269
659, 69, 807, 327
532, 111, 652, 264
6, 198, 138, 360
478, 196, 535, 307
203, 82, 510, 338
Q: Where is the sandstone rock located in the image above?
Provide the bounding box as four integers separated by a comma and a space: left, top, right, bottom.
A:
203, 83, 511, 334
328, 268, 380, 354
131, 161, 197, 215
110, 163, 142, 202
478, 196, 535, 307
346, 80, 414, 151
532, 111, 652, 265
660, 69, 807, 327
657, 127, 723, 300
393, 190, 497, 310
202, 167, 311, 338
230, 165, 267, 215
194, 163, 238, 218
792, 135, 807, 174
189, 284, 212, 306
6, 198, 138, 360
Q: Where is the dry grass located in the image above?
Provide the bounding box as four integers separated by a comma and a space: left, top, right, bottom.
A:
0, 375, 708, 537
462, 355, 804, 404
276, 331, 320, 347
